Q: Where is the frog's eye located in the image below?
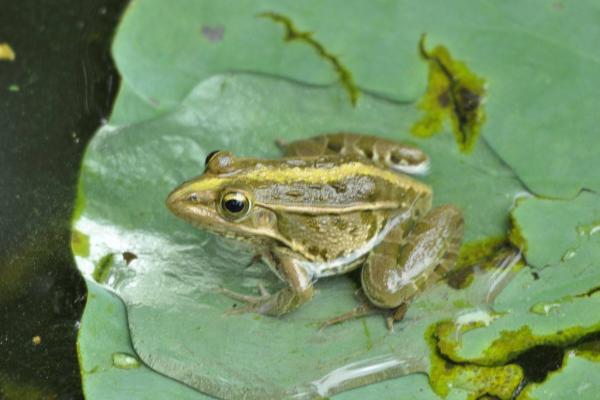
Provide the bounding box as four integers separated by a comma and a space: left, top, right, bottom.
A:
204, 150, 221, 167
220, 191, 250, 219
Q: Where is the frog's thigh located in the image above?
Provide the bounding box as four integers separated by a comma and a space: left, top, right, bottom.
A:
361, 205, 464, 309
277, 133, 429, 174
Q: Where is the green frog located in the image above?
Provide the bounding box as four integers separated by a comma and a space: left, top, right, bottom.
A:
166, 133, 463, 327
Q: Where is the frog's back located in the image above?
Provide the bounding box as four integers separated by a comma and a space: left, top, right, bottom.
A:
231, 156, 431, 263
232, 155, 430, 213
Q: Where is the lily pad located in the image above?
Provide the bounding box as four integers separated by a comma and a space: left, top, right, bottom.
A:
520, 351, 600, 399
112, 0, 600, 197
74, 73, 524, 398
434, 192, 600, 365
512, 192, 600, 268
74, 0, 600, 397
78, 279, 208, 399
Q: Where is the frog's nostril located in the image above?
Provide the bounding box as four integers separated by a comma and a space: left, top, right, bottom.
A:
166, 188, 185, 211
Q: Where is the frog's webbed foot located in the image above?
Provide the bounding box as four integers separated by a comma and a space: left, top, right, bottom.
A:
243, 253, 263, 270
320, 289, 408, 331
218, 283, 271, 315
320, 303, 408, 331
319, 303, 379, 330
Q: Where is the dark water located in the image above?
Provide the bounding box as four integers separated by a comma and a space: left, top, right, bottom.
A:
0, 1, 127, 398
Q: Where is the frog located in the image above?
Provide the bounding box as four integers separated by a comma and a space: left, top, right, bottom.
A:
166, 133, 464, 328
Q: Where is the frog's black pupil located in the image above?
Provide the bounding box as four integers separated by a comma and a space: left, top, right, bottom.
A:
224, 199, 245, 213
205, 150, 220, 166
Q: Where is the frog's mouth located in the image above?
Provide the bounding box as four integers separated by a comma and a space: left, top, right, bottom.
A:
166, 186, 252, 238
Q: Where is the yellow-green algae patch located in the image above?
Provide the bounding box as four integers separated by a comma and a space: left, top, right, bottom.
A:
411, 35, 485, 152
436, 321, 600, 366
427, 325, 523, 399
92, 253, 115, 284
259, 12, 359, 106
508, 209, 528, 255
446, 236, 514, 289
574, 339, 600, 362
530, 285, 600, 316
71, 229, 90, 257
0, 43, 16, 61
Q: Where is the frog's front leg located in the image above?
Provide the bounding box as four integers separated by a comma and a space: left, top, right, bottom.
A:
361, 205, 464, 324
221, 247, 314, 317
277, 133, 430, 175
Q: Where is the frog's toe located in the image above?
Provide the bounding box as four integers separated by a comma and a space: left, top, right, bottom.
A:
319, 304, 378, 330
385, 303, 408, 332
218, 287, 269, 304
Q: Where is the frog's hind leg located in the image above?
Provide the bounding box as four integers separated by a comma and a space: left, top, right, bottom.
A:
276, 133, 429, 175
362, 205, 464, 326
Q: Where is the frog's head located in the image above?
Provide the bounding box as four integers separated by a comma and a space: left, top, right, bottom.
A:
166, 150, 280, 243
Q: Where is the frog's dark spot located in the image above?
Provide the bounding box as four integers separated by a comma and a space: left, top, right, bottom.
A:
319, 249, 329, 260
365, 148, 375, 160
330, 182, 347, 194
390, 152, 402, 165
437, 90, 450, 107
232, 303, 237, 308
285, 189, 304, 198
334, 219, 348, 231
201, 25, 225, 42
326, 141, 343, 153
122, 251, 138, 265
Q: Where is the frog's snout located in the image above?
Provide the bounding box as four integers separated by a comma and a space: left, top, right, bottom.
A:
166, 185, 191, 215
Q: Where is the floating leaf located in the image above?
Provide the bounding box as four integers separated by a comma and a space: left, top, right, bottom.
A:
74, 74, 525, 398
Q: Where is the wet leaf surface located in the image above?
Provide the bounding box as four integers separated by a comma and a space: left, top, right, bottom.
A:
74, 0, 600, 398
75, 74, 524, 398
79, 280, 205, 399
112, 0, 600, 197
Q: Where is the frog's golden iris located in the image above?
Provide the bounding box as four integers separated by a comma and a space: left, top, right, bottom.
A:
220, 191, 251, 220
167, 133, 463, 328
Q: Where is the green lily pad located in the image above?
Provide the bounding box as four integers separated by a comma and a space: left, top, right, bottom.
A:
78, 279, 208, 399
75, 0, 600, 397
435, 192, 600, 365
519, 351, 600, 399
512, 192, 600, 268
73, 73, 525, 398
112, 0, 600, 197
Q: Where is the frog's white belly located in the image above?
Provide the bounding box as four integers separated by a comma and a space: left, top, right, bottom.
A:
299, 208, 412, 279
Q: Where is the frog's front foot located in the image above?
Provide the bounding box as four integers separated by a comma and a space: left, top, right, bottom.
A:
218, 284, 272, 315
219, 283, 315, 317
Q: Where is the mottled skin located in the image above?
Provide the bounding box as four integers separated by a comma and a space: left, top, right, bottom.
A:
166, 133, 463, 326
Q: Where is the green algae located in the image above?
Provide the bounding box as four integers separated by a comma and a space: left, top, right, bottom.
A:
446, 236, 515, 289
92, 253, 115, 284
259, 11, 359, 105
71, 229, 90, 257
574, 339, 600, 362
444, 323, 600, 366
411, 35, 486, 152
508, 210, 528, 255
427, 325, 523, 399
